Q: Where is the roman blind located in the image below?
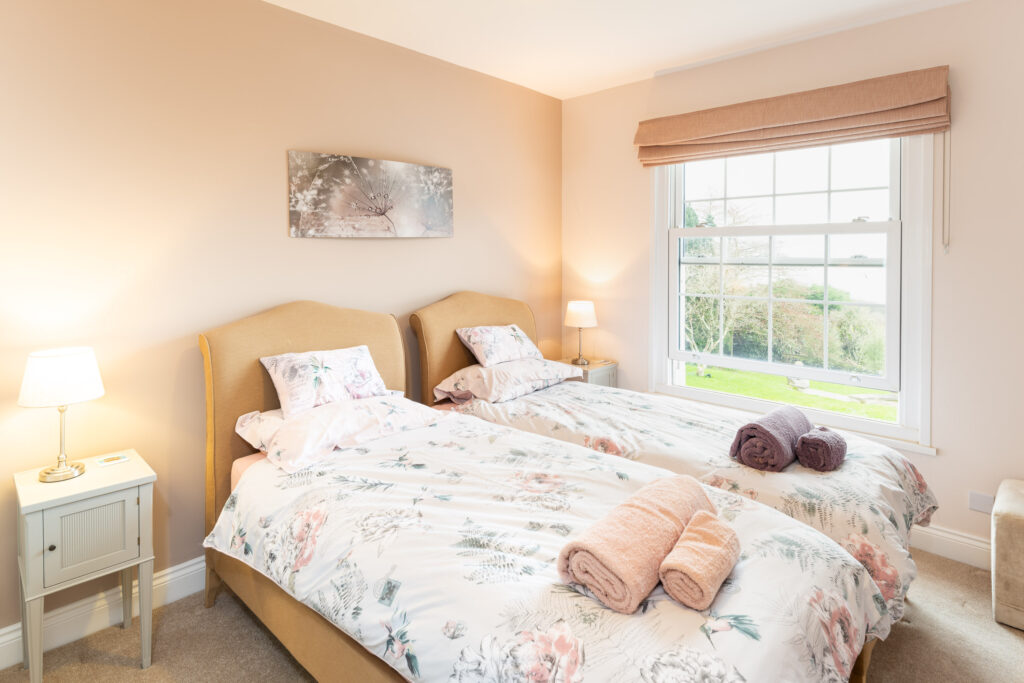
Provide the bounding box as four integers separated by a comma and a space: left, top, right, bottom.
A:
634, 66, 950, 167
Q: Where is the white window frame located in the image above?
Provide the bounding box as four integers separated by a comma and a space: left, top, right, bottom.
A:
650, 135, 935, 450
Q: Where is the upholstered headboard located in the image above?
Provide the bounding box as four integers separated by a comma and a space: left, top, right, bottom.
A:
198, 300, 406, 533
409, 291, 537, 404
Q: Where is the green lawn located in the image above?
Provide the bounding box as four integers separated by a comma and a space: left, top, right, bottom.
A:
683, 364, 897, 422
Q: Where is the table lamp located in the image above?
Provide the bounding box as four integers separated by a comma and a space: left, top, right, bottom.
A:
565, 300, 598, 366
18, 347, 105, 482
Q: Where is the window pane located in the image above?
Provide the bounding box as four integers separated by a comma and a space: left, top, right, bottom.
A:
677, 362, 897, 422
773, 235, 825, 264
684, 296, 720, 354
830, 233, 885, 262
773, 266, 825, 300
830, 189, 891, 222
725, 197, 773, 226
724, 300, 769, 361
724, 264, 765, 296
683, 159, 725, 200
682, 264, 719, 295
772, 302, 824, 368
726, 153, 773, 197
671, 140, 899, 410
776, 147, 828, 194
775, 193, 828, 224
828, 266, 886, 304
724, 236, 769, 263
828, 305, 886, 375
680, 236, 719, 262
830, 139, 890, 190
724, 265, 769, 297
684, 200, 725, 227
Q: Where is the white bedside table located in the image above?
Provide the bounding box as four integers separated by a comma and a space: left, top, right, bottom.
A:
560, 359, 618, 387
14, 449, 156, 682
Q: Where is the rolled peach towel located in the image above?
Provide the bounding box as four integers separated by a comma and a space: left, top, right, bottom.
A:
558, 475, 715, 614
659, 510, 741, 611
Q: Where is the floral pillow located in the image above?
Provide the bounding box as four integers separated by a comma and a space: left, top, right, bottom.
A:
260, 345, 388, 419
235, 408, 285, 451
265, 395, 445, 473
456, 324, 542, 367
434, 358, 581, 404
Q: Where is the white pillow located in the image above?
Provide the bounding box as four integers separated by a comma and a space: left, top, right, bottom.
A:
234, 391, 405, 451
455, 324, 542, 367
434, 358, 581, 404
235, 409, 285, 451
260, 345, 388, 418
265, 395, 445, 473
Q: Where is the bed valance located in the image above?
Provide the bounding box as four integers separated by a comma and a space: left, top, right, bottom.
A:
634, 65, 950, 167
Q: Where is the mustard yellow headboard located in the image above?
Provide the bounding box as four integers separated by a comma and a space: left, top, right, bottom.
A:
199, 300, 406, 534
409, 291, 537, 404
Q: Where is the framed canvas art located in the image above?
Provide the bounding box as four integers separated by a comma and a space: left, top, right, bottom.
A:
288, 150, 453, 238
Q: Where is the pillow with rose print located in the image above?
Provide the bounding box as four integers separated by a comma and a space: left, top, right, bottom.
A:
260, 345, 388, 419
235, 408, 285, 451
455, 324, 542, 367
265, 395, 445, 473
434, 358, 581, 404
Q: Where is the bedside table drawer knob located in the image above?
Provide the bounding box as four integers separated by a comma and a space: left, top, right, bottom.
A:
48, 545, 56, 552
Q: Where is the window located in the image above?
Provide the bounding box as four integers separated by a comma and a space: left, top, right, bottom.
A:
653, 136, 935, 446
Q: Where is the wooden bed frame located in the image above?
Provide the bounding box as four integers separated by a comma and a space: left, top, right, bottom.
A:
410, 290, 877, 682
199, 300, 406, 682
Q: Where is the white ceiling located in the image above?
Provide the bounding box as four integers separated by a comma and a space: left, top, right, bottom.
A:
265, 0, 964, 99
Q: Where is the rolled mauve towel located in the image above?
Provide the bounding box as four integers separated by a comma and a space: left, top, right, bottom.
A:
558, 475, 715, 614
729, 405, 813, 472
796, 426, 847, 472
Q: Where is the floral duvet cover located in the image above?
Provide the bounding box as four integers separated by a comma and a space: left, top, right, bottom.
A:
452, 382, 938, 624
206, 410, 889, 682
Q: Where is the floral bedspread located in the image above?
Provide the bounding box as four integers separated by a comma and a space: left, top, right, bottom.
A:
206, 410, 889, 682
453, 382, 938, 623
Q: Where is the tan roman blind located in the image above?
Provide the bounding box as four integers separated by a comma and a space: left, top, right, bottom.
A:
634, 66, 950, 167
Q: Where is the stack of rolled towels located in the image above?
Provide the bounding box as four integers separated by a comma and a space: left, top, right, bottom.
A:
729, 405, 847, 472
558, 475, 740, 614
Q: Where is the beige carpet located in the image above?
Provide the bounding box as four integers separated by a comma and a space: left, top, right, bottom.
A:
1, 549, 1021, 682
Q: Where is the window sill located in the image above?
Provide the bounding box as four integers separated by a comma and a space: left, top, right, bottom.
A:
653, 382, 936, 456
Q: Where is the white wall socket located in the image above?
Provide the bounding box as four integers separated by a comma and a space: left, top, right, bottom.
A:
969, 491, 995, 514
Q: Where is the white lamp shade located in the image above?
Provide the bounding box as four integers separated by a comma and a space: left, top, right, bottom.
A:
565, 300, 598, 328
18, 347, 105, 408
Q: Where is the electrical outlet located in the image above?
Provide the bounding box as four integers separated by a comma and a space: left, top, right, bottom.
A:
969, 491, 995, 514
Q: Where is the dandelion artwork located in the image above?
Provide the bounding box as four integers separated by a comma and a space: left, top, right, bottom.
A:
288, 150, 453, 238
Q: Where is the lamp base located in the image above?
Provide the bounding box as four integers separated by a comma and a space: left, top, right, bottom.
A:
571, 357, 590, 366
39, 461, 85, 483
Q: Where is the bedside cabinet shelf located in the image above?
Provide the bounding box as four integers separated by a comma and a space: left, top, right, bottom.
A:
559, 359, 617, 387
14, 449, 156, 683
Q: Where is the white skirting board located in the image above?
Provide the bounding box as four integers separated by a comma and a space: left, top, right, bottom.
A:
0, 555, 205, 671
911, 524, 991, 570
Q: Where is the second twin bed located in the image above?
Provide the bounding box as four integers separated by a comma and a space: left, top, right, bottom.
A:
411, 291, 938, 624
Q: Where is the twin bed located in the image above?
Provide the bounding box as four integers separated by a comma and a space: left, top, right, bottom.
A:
410, 292, 938, 625
199, 295, 935, 682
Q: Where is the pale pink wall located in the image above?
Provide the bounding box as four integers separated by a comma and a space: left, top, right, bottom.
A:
562, 0, 1024, 541
0, 0, 561, 628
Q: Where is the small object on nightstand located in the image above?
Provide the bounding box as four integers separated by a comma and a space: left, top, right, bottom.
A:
18, 347, 105, 483
564, 301, 598, 365
96, 452, 131, 467
14, 449, 156, 683
560, 358, 617, 388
